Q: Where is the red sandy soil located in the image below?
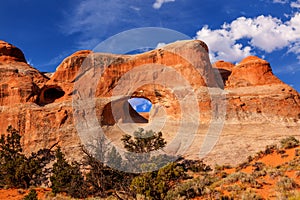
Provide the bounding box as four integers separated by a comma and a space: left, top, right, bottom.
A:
227, 147, 300, 199
1, 147, 299, 200
0, 188, 51, 200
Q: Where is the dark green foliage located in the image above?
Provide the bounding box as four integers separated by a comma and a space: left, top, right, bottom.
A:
106, 146, 122, 169
50, 147, 86, 198
295, 149, 300, 157
0, 126, 54, 188
82, 146, 134, 198
23, 189, 38, 200
121, 128, 171, 173
81, 135, 135, 198
180, 159, 212, 172
121, 128, 166, 153
131, 162, 184, 200
165, 174, 217, 199
280, 136, 299, 149
0, 126, 26, 187
264, 144, 278, 155
221, 196, 234, 200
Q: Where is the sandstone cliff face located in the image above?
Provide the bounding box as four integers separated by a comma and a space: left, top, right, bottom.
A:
214, 56, 300, 123
0, 41, 48, 106
0, 40, 299, 165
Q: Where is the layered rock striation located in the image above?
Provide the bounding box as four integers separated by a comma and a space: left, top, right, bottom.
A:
0, 40, 299, 165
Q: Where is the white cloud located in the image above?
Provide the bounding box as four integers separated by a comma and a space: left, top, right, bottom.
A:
273, 0, 289, 4
152, 0, 175, 9
291, 0, 300, 8
196, 13, 300, 62
61, 0, 131, 48
156, 42, 166, 48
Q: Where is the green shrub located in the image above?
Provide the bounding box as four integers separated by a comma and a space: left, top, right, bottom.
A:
241, 190, 263, 200
295, 149, 300, 157
0, 126, 26, 188
264, 144, 278, 155
121, 128, 166, 153
0, 126, 55, 189
130, 162, 185, 200
50, 147, 86, 198
23, 189, 38, 200
276, 176, 299, 192
180, 159, 211, 173
220, 196, 234, 200
165, 175, 216, 200
280, 136, 299, 149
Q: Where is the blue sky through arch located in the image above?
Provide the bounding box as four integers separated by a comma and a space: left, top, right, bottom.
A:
128, 98, 152, 113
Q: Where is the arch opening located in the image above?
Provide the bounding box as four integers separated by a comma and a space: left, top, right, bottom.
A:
100, 97, 152, 126
37, 86, 65, 105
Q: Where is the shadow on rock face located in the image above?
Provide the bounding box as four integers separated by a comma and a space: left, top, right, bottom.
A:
101, 97, 149, 126
37, 85, 65, 106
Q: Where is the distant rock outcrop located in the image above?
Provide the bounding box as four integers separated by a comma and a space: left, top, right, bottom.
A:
0, 40, 26, 63
0, 40, 299, 165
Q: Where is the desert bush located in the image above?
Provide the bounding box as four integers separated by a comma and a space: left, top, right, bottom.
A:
264, 144, 278, 155
121, 128, 166, 153
236, 161, 250, 171
50, 147, 87, 198
180, 159, 212, 173
226, 183, 244, 192
214, 164, 232, 172
240, 190, 263, 200
23, 189, 38, 200
252, 169, 267, 178
121, 128, 172, 173
0, 126, 54, 188
276, 176, 299, 192
131, 162, 184, 200
82, 146, 134, 198
0, 126, 26, 188
267, 168, 283, 179
165, 175, 216, 200
295, 149, 300, 157
280, 136, 299, 149
252, 162, 266, 172
224, 172, 247, 184
220, 196, 234, 200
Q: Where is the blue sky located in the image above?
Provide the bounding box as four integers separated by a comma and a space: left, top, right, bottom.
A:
1, 0, 300, 92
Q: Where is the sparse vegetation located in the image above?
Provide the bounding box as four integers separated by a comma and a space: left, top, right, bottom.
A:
280, 136, 299, 149
50, 147, 86, 198
0, 126, 54, 189
1, 127, 300, 200
23, 189, 38, 200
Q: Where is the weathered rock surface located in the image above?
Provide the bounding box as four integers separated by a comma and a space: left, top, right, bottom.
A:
0, 40, 299, 165
0, 41, 49, 106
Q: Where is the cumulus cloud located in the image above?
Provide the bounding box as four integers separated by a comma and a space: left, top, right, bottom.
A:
152, 0, 175, 9
291, 0, 300, 8
196, 13, 300, 62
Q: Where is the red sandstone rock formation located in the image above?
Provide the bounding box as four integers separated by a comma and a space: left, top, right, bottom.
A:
0, 39, 299, 165
0, 41, 48, 106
